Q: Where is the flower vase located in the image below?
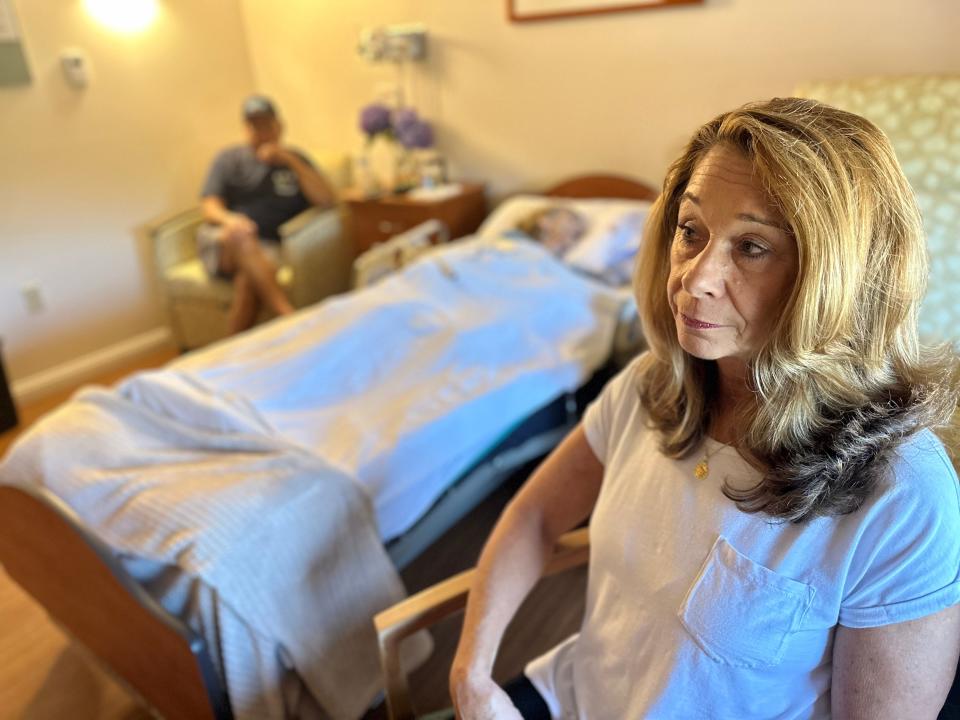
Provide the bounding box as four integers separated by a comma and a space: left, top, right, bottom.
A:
395, 148, 419, 192
367, 135, 402, 194
352, 153, 378, 198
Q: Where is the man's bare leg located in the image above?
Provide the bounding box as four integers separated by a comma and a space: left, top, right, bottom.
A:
231, 235, 294, 316
227, 271, 260, 334
221, 230, 294, 318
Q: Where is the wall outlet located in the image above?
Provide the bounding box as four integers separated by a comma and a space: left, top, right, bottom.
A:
22, 283, 45, 314
61, 48, 90, 89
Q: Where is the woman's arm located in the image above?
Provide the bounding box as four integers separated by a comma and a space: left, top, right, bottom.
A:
450, 425, 604, 719
832, 604, 960, 719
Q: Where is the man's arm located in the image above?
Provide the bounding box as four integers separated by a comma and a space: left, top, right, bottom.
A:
258, 145, 337, 208
285, 152, 337, 207
201, 196, 257, 238
831, 604, 960, 719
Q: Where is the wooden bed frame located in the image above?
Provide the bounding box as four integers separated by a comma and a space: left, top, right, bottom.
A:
0, 174, 659, 720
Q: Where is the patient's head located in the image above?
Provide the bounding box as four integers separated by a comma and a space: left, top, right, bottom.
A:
515, 207, 587, 256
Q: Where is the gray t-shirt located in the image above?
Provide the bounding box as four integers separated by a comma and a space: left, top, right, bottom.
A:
201, 145, 312, 241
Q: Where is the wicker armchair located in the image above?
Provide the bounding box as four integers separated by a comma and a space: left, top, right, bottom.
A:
151, 204, 353, 350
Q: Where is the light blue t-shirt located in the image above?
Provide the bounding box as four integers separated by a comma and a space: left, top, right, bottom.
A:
527, 358, 960, 719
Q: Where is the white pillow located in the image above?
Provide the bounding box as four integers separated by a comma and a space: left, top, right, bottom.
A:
476, 194, 652, 282
476, 195, 562, 239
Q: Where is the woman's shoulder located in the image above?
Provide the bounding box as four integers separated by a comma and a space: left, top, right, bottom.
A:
582, 353, 653, 454
616, 351, 649, 384
598, 353, 649, 410
836, 428, 960, 627
891, 429, 957, 484
871, 428, 959, 517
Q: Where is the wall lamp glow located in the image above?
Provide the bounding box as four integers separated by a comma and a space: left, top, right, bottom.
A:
83, 0, 158, 33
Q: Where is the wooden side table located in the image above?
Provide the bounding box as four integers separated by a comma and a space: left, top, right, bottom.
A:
343, 182, 487, 255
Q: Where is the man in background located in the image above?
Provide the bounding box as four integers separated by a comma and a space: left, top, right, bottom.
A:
199, 95, 336, 334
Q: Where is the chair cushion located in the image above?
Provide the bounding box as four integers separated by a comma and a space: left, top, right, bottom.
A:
163, 259, 293, 302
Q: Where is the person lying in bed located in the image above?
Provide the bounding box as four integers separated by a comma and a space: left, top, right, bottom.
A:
451, 97, 960, 719
510, 206, 588, 257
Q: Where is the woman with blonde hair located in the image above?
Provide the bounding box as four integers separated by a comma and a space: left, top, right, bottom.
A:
450, 97, 960, 719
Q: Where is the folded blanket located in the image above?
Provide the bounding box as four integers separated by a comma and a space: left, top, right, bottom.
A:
0, 371, 429, 719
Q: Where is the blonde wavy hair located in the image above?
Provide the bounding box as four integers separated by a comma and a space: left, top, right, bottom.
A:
634, 97, 960, 522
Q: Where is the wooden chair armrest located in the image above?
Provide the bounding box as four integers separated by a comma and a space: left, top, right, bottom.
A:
374, 527, 589, 720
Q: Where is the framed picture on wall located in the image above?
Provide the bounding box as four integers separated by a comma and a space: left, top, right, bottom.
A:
508, 0, 703, 23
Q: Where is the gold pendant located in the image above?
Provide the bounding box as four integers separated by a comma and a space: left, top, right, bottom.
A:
694, 460, 709, 480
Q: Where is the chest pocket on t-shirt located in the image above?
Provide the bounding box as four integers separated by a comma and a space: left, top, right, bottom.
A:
678, 535, 816, 669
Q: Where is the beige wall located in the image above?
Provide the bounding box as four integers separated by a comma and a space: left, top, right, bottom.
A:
240, 0, 415, 166
241, 0, 960, 197
0, 0, 255, 382
4, 0, 958, 387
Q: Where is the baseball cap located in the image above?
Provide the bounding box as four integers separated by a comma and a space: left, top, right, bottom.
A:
242, 95, 277, 120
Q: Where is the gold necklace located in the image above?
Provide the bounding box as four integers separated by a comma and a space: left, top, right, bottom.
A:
694, 441, 726, 480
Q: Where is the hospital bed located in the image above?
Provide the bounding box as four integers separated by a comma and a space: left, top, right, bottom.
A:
0, 174, 657, 720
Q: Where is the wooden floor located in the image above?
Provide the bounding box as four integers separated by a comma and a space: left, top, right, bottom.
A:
0, 346, 586, 719
0, 346, 180, 459
0, 346, 178, 720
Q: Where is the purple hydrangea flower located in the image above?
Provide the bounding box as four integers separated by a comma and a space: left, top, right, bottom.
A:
359, 103, 392, 136
398, 119, 435, 149
393, 108, 419, 132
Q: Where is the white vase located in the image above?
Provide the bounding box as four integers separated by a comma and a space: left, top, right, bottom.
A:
352, 153, 378, 197
367, 135, 402, 193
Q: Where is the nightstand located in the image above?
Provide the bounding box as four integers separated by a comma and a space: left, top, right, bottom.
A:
343, 182, 487, 255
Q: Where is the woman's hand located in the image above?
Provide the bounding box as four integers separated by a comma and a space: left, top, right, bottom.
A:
448, 428, 602, 719
450, 670, 523, 720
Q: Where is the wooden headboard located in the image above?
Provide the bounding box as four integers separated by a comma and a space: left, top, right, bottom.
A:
544, 174, 659, 202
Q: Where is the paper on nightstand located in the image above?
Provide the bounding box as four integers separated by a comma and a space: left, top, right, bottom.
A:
406, 183, 463, 202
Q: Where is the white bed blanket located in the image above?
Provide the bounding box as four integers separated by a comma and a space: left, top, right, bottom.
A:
174, 237, 627, 539
0, 371, 428, 720
0, 238, 624, 718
